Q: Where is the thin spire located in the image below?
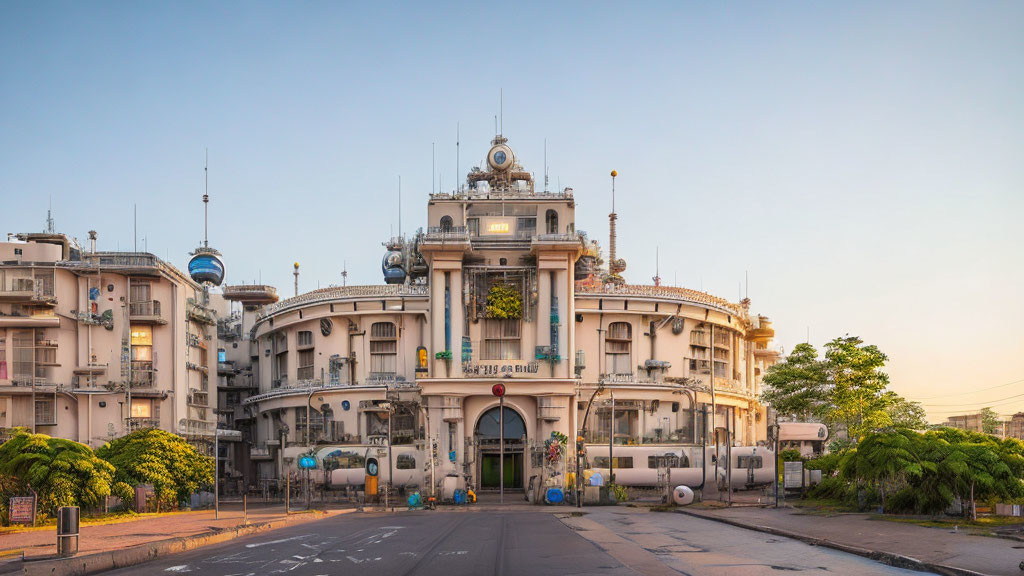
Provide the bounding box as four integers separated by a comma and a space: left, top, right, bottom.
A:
203, 148, 209, 247
456, 122, 460, 192
432, 143, 435, 194
544, 138, 549, 193
398, 175, 402, 238
500, 88, 503, 134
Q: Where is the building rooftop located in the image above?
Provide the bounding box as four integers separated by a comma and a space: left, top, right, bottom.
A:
575, 283, 746, 316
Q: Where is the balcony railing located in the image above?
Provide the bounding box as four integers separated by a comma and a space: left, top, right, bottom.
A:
126, 417, 160, 430
129, 300, 165, 324
423, 226, 470, 242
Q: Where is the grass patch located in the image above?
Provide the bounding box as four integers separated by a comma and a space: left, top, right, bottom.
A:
871, 515, 1024, 529
791, 497, 858, 515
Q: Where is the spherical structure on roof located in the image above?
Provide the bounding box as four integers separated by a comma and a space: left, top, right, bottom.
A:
188, 252, 225, 286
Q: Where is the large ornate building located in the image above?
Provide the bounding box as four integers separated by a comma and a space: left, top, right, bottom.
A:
240, 135, 782, 498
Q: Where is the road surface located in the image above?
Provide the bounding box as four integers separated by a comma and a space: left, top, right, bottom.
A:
107, 508, 924, 575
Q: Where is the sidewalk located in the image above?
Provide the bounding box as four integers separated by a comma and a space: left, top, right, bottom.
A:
0, 502, 351, 561
677, 505, 1024, 576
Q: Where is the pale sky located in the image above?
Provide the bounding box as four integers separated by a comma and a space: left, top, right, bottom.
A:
2, 2, 1022, 421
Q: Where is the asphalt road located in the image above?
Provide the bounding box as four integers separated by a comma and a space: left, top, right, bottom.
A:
106, 508, 926, 576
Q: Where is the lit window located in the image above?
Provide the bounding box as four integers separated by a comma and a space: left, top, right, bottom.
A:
483, 319, 520, 360
130, 402, 152, 418
130, 327, 152, 346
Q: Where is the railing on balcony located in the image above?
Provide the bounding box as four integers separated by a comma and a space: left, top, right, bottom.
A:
130, 361, 155, 388
423, 226, 470, 242
126, 417, 160, 430
129, 300, 161, 317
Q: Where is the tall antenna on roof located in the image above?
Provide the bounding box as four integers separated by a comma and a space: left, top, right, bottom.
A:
432, 143, 435, 195
46, 196, 55, 233
456, 122, 460, 193
653, 246, 661, 286
500, 88, 503, 134
341, 261, 347, 287
134, 204, 137, 252
544, 138, 549, 192
745, 270, 749, 300
203, 149, 209, 248
398, 175, 402, 238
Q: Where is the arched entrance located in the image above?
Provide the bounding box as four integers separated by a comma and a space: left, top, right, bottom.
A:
474, 406, 526, 490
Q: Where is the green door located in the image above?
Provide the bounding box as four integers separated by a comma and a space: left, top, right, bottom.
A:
481, 453, 523, 489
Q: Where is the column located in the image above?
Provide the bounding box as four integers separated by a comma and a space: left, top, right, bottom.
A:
450, 268, 464, 378
431, 268, 446, 376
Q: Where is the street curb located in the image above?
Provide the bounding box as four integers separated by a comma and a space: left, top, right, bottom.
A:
673, 509, 990, 576
20, 509, 355, 576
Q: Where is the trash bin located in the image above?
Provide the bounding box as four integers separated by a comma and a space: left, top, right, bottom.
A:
56, 506, 79, 557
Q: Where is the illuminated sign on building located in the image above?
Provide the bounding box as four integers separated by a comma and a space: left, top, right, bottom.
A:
481, 217, 514, 236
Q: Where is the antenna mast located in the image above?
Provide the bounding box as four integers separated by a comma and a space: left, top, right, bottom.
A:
432, 143, 435, 195
544, 138, 549, 192
46, 196, 55, 233
456, 123, 460, 193
203, 149, 209, 247
398, 175, 402, 238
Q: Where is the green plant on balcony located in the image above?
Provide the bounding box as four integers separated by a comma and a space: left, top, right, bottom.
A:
435, 350, 452, 360
485, 283, 522, 319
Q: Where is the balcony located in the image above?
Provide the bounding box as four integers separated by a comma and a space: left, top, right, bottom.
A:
126, 417, 160, 430
189, 390, 209, 406
130, 362, 155, 388
250, 446, 273, 460
186, 298, 216, 325
129, 300, 167, 325
422, 226, 470, 243
0, 279, 56, 305
0, 311, 60, 328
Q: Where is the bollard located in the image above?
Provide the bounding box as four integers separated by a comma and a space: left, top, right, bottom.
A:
56, 506, 80, 557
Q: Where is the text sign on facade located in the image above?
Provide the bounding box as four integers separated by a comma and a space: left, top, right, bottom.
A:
783, 461, 804, 489
463, 362, 539, 377
9, 496, 35, 524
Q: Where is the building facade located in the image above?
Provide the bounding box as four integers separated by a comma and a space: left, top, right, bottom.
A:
242, 136, 783, 499
0, 232, 219, 449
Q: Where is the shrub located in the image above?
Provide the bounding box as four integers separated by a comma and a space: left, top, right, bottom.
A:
97, 429, 213, 511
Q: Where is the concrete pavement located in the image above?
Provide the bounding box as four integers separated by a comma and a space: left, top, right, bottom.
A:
677, 505, 1024, 576
568, 507, 923, 576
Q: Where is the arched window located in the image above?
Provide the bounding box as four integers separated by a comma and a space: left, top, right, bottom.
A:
439, 215, 453, 232
475, 406, 526, 445
369, 322, 397, 375
605, 322, 632, 375
545, 209, 558, 234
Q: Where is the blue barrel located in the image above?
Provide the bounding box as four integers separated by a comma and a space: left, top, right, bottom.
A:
545, 488, 564, 505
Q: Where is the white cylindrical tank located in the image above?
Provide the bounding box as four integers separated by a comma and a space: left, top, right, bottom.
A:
672, 485, 695, 506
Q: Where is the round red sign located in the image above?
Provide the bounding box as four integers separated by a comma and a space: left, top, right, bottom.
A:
491, 383, 505, 397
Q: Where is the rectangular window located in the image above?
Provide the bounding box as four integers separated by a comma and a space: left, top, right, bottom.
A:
297, 331, 313, 349
397, 454, 416, 470
737, 455, 763, 469
297, 349, 314, 380
482, 319, 521, 360
649, 454, 690, 468
369, 322, 397, 375
34, 397, 55, 425
592, 456, 633, 469
12, 329, 34, 382
131, 401, 152, 418
130, 326, 152, 346
605, 322, 632, 375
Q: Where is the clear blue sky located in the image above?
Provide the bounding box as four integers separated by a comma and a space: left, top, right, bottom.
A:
2, 2, 1022, 420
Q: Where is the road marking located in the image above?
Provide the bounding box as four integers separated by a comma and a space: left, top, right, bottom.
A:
164, 566, 191, 573
245, 535, 310, 548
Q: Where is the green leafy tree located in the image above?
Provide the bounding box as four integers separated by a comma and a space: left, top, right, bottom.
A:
881, 392, 928, 430
823, 336, 892, 440
979, 407, 1001, 435
760, 343, 828, 421
839, 429, 921, 512
97, 429, 213, 511
0, 430, 114, 516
